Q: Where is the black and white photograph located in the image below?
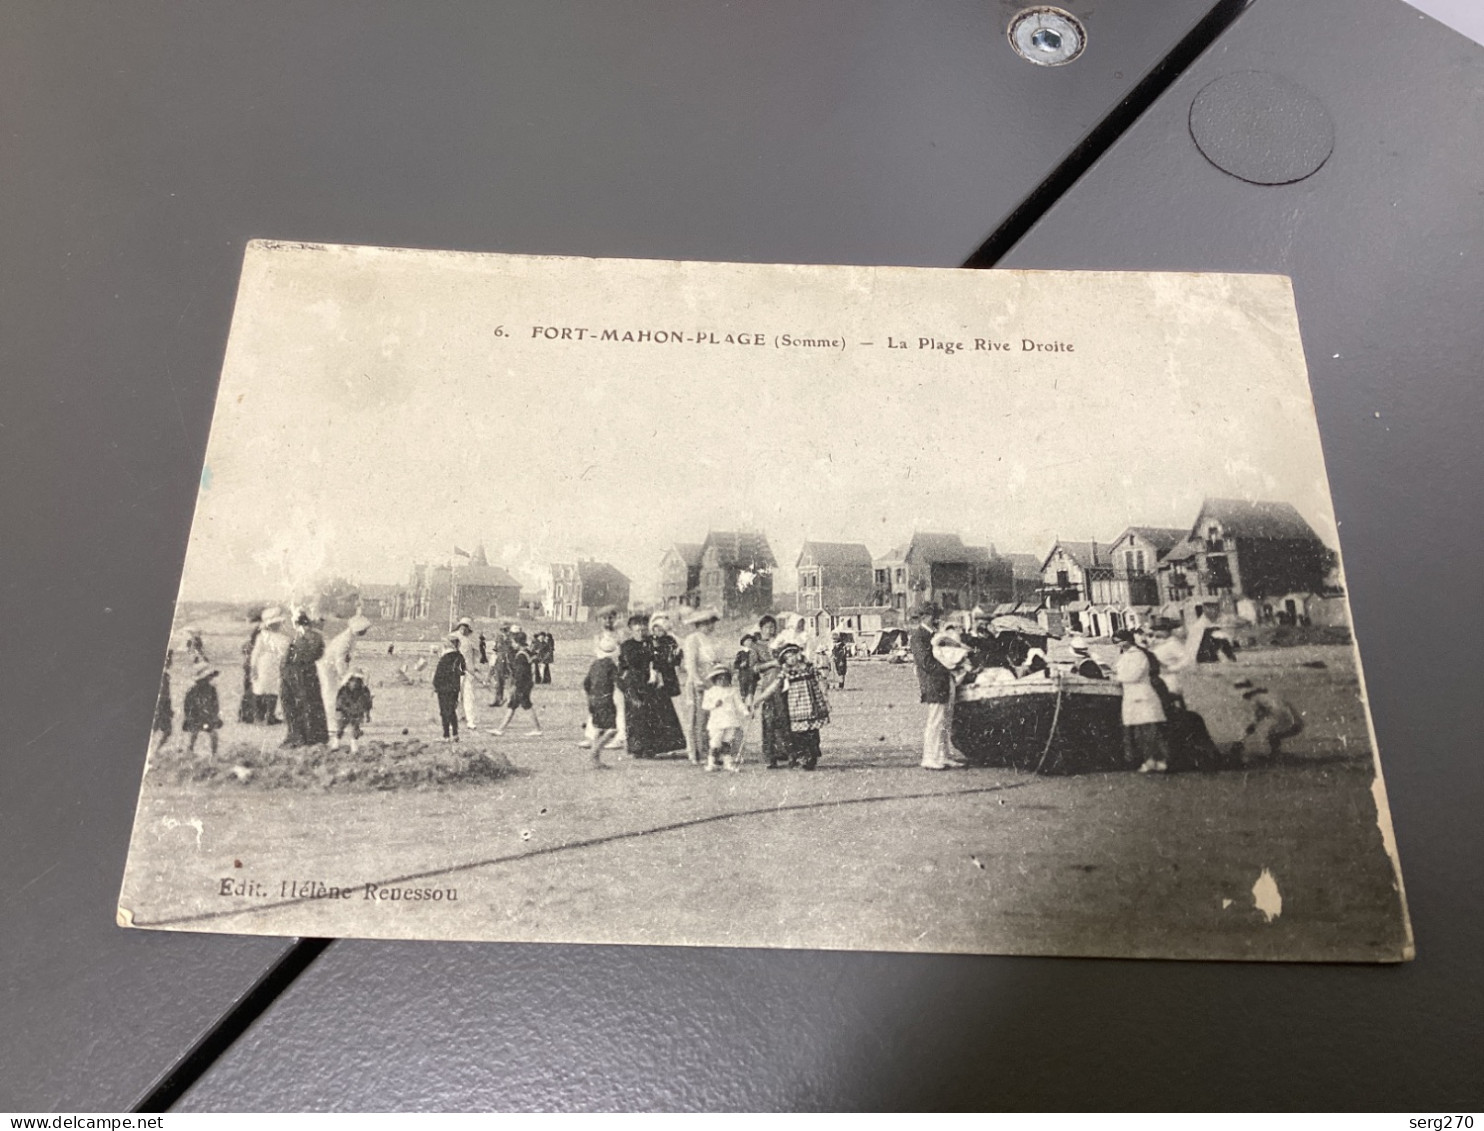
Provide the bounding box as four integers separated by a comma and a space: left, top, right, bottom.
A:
117, 243, 1410, 962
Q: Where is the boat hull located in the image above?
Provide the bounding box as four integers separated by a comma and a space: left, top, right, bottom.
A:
952, 677, 1126, 774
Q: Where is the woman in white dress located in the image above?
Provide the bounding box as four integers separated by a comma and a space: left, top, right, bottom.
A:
249, 607, 289, 724
680, 608, 722, 764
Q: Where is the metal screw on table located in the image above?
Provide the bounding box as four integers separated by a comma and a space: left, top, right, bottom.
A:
1009, 6, 1086, 66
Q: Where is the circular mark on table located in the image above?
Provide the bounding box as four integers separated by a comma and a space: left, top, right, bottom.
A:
1189, 71, 1334, 185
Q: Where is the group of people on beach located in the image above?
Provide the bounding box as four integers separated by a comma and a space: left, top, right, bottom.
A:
152, 595, 1299, 779
151, 607, 377, 759
908, 601, 1300, 774
575, 607, 832, 772
432, 617, 550, 740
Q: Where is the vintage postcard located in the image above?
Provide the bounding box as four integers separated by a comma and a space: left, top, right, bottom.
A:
118, 244, 1411, 961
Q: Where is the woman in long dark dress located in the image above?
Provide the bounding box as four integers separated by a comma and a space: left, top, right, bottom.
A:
280, 610, 330, 746
747, 614, 788, 768
617, 615, 656, 758
644, 612, 688, 755
618, 615, 686, 758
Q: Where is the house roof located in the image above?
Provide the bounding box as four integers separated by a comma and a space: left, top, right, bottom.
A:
702, 530, 777, 569
666, 542, 704, 567
964, 544, 993, 565
1042, 540, 1112, 571
438, 563, 522, 588
1194, 498, 1324, 543
796, 541, 872, 568
1162, 539, 1202, 563
905, 532, 971, 564
575, 560, 630, 586
1114, 526, 1188, 557
1003, 553, 1043, 579
874, 545, 908, 565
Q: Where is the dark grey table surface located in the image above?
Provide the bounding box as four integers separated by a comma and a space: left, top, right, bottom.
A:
3, 0, 1480, 1112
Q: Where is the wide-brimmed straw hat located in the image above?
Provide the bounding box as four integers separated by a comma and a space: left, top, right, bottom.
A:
684, 607, 721, 625
707, 663, 732, 681
348, 614, 372, 634
260, 606, 285, 626
189, 659, 218, 682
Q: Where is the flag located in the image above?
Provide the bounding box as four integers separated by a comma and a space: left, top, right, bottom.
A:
453, 546, 472, 559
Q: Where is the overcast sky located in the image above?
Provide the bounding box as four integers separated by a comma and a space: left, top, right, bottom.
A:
178, 246, 1339, 604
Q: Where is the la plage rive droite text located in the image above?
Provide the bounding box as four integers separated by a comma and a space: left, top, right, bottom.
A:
524, 324, 1074, 355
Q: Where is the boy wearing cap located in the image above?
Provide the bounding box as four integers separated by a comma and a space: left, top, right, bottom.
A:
735, 632, 759, 699
582, 638, 620, 766
701, 663, 750, 772
182, 659, 223, 757
432, 634, 467, 742
830, 631, 850, 690
333, 669, 374, 755
491, 629, 542, 736
1233, 680, 1303, 763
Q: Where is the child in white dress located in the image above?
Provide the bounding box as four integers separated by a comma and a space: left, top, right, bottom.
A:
701, 663, 750, 773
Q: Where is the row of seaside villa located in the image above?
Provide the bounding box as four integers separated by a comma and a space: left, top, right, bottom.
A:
655, 497, 1344, 639
350, 498, 1345, 640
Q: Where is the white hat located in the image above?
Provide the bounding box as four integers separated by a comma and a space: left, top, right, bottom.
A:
260, 606, 285, 627
348, 615, 372, 634
456, 617, 473, 630
1069, 634, 1090, 654
684, 607, 721, 625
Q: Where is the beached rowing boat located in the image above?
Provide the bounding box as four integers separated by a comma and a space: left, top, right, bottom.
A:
952, 674, 1125, 774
